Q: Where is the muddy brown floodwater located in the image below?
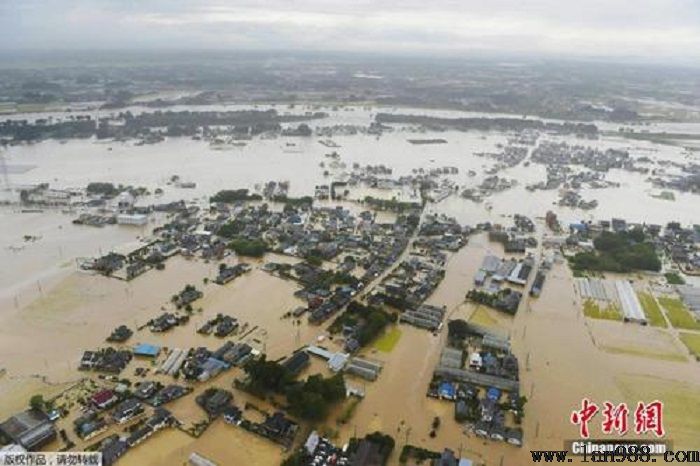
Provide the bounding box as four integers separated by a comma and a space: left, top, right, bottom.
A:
1, 104, 700, 465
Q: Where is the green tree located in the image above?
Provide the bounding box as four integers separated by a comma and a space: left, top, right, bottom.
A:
447, 319, 470, 340
29, 394, 45, 412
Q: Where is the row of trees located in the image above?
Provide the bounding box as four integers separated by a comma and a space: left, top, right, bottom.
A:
228, 237, 268, 257
329, 301, 396, 346
571, 230, 661, 272
244, 357, 346, 421
210, 189, 262, 203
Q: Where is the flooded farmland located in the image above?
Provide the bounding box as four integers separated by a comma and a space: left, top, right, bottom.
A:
1, 104, 699, 465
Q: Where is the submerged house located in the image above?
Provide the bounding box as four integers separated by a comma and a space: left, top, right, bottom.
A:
91, 389, 118, 410
529, 271, 545, 297
196, 389, 233, 417
106, 325, 133, 343
258, 411, 298, 444
215, 263, 251, 285
0, 410, 56, 451
112, 399, 144, 424
281, 351, 310, 376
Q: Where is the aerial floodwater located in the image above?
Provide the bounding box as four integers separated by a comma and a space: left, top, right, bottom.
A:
1, 11, 700, 462
1, 105, 699, 299
1, 98, 699, 466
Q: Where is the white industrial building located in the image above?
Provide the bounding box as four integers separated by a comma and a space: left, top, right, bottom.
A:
117, 213, 148, 226
615, 280, 647, 324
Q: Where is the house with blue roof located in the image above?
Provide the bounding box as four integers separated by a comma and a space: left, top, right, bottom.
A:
438, 382, 456, 400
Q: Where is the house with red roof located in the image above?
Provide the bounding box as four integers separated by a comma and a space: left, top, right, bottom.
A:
91, 389, 118, 410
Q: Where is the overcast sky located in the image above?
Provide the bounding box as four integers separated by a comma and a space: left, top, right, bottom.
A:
2, 0, 700, 62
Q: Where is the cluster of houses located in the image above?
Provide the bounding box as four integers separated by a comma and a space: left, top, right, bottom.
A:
133, 381, 192, 407
526, 159, 621, 194
530, 141, 637, 173
415, 214, 470, 252
430, 323, 523, 447
476, 254, 534, 288
178, 341, 259, 382
121, 408, 178, 448
372, 254, 444, 310
649, 166, 700, 194
155, 342, 256, 383
301, 431, 352, 465
149, 312, 189, 332
82, 200, 223, 280
367, 217, 471, 330
34, 184, 539, 463
79, 348, 132, 374
340, 162, 457, 201
272, 263, 360, 325
80, 189, 427, 342
563, 218, 698, 282
474, 143, 529, 173
259, 205, 424, 324
461, 176, 518, 203
87, 408, 179, 465
63, 383, 181, 463
195, 388, 299, 449
660, 222, 700, 274
468, 253, 542, 314
197, 314, 240, 337
558, 189, 598, 210
180, 348, 232, 382
486, 227, 535, 255
295, 430, 396, 466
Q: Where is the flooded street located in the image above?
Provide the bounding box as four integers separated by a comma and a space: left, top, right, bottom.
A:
1, 104, 699, 465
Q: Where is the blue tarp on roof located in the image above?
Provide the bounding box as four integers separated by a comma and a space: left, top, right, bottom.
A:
133, 343, 161, 357
487, 387, 501, 401
439, 382, 456, 399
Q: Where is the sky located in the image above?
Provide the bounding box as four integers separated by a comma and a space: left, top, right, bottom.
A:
2, 0, 700, 63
